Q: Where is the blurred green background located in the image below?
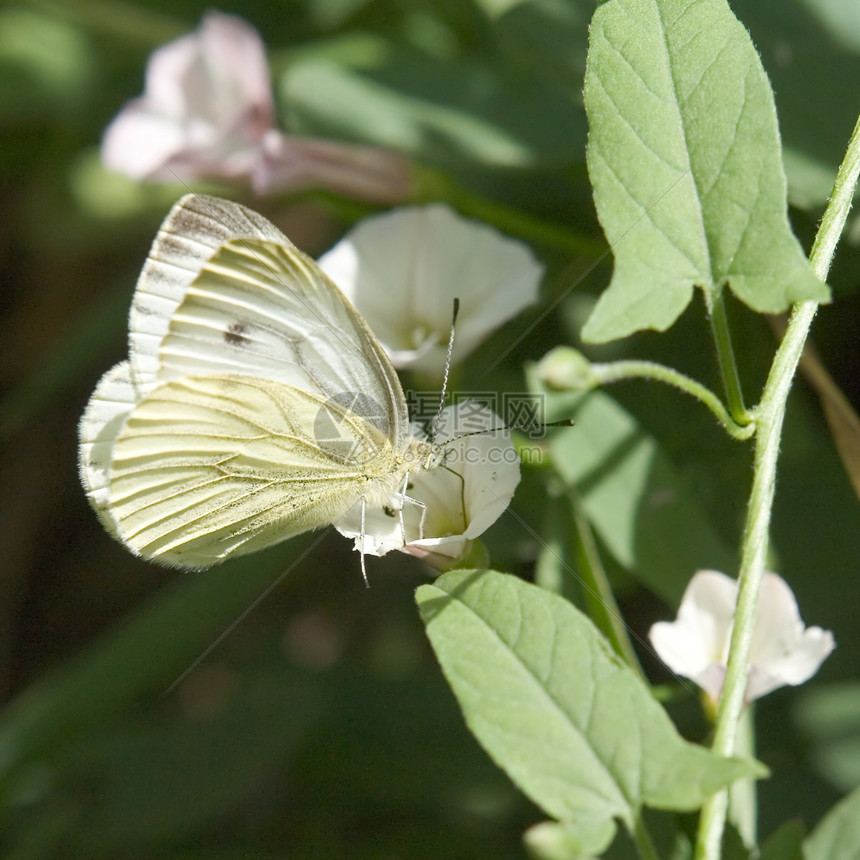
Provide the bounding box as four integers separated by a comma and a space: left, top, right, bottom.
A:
1, 0, 859, 856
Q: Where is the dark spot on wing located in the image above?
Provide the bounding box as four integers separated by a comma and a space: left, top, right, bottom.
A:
225, 321, 251, 347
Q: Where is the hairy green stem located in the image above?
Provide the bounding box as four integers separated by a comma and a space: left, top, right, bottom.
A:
591, 360, 755, 440
695, 112, 860, 860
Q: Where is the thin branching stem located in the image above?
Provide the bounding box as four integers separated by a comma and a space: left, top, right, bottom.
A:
695, 111, 860, 860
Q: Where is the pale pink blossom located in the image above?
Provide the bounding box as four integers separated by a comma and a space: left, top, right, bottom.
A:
102, 12, 274, 182
649, 570, 835, 703
101, 11, 413, 203
253, 130, 413, 202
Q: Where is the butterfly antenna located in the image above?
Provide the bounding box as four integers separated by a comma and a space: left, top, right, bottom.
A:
431, 297, 460, 441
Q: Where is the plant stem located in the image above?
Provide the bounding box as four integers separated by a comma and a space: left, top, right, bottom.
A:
631, 811, 660, 860
694, 112, 860, 860
709, 290, 750, 424
591, 360, 755, 440
572, 504, 645, 680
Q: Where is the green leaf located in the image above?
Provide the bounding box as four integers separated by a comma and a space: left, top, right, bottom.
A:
582, 0, 828, 343
279, 46, 583, 169
416, 570, 766, 832
803, 786, 860, 860
524, 817, 616, 859
759, 820, 805, 860
793, 682, 860, 792
548, 390, 735, 604
732, 0, 860, 211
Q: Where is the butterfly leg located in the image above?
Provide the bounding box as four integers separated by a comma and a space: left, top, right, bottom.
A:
359, 495, 369, 588
396, 471, 428, 542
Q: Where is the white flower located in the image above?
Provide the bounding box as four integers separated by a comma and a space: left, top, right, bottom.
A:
318, 204, 544, 377
649, 569, 835, 703
102, 12, 275, 182
101, 12, 413, 203
335, 402, 520, 570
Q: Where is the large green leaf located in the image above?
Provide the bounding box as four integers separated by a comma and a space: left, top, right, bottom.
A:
803, 786, 860, 860
582, 0, 828, 343
417, 570, 766, 835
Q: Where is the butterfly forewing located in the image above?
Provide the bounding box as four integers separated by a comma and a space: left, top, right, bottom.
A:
128, 195, 293, 391
157, 237, 407, 448
108, 374, 402, 567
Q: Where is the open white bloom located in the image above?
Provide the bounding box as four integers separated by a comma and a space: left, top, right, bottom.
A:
318, 205, 544, 377
336, 403, 520, 570
649, 569, 835, 703
102, 12, 275, 182
101, 12, 413, 203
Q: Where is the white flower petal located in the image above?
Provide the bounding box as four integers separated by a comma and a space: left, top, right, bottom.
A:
335, 403, 519, 569
649, 569, 835, 703
318, 205, 543, 376
648, 570, 738, 691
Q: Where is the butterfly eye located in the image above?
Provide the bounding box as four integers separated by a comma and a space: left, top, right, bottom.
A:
383, 505, 397, 518
224, 321, 251, 347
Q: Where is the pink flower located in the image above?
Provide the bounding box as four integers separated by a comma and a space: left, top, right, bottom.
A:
102, 12, 275, 182
101, 11, 413, 203
649, 570, 835, 703
253, 131, 414, 203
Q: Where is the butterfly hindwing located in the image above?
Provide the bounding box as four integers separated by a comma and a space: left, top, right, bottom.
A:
108, 374, 400, 567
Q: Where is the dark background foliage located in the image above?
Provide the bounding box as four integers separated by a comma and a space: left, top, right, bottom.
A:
1, 0, 858, 856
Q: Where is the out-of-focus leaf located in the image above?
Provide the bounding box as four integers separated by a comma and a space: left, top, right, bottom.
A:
0, 9, 92, 115
794, 683, 860, 792
279, 46, 583, 168
479, 0, 594, 90
547, 388, 735, 603
759, 820, 805, 860
0, 287, 127, 439
804, 785, 860, 860
71, 672, 324, 852
417, 570, 766, 832
524, 817, 616, 859
773, 315, 860, 504
582, 0, 827, 343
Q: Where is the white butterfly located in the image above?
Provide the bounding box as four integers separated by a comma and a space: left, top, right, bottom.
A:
79, 194, 449, 570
